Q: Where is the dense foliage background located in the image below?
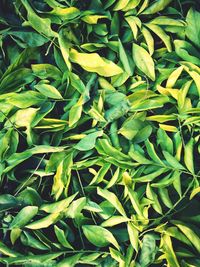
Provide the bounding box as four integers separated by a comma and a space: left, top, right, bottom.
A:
0, 0, 200, 266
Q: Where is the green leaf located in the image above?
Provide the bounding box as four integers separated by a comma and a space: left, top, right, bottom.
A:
9, 31, 48, 47
4, 146, 64, 173
139, 234, 157, 267
10, 228, 22, 245
118, 39, 133, 75
119, 118, 150, 141
82, 15, 108, 24
21, 0, 57, 38
145, 23, 172, 52
146, 183, 162, 214
172, 221, 200, 253
141, 26, 154, 55
40, 193, 77, 213
10, 206, 38, 229
7, 91, 46, 108
75, 131, 103, 151
132, 43, 155, 81
162, 234, 180, 267
34, 83, 63, 99
58, 29, 72, 71
82, 225, 119, 249
2, 253, 62, 265
163, 150, 185, 170
68, 96, 83, 127
106, 167, 121, 189
0, 194, 19, 211
26, 213, 60, 230
127, 187, 143, 216
125, 16, 139, 40
21, 231, 48, 250
57, 254, 83, 267
186, 8, 200, 48
134, 168, 168, 183
127, 222, 139, 252
90, 163, 111, 185
158, 188, 173, 209
65, 197, 87, 219
113, 0, 129, 11
51, 6, 80, 20
184, 138, 194, 174
0, 241, 22, 257
97, 187, 127, 217
157, 128, 173, 155
54, 225, 73, 249
101, 216, 130, 227
32, 64, 62, 80
142, 0, 173, 15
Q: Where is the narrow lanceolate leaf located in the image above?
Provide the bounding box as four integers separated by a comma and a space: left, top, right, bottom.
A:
146, 183, 162, 214
26, 213, 60, 229
40, 193, 77, 213
139, 234, 157, 267
184, 67, 200, 96
134, 168, 168, 183
127, 222, 139, 252
68, 96, 83, 127
75, 131, 103, 151
82, 15, 108, 24
141, 26, 154, 55
127, 187, 143, 216
118, 39, 133, 75
0, 241, 22, 257
52, 160, 65, 201
54, 225, 73, 249
57, 254, 82, 267
162, 234, 180, 267
145, 139, 164, 165
163, 150, 185, 170
10, 206, 38, 229
184, 138, 194, 174
82, 225, 119, 249
142, 0, 173, 15
97, 187, 127, 217
101, 216, 130, 227
190, 187, 200, 200
113, 0, 129, 11
125, 16, 139, 40
21, 0, 57, 38
145, 24, 172, 52
166, 66, 184, 88
69, 49, 123, 77
34, 84, 63, 100
186, 8, 200, 48
58, 29, 72, 71
172, 221, 200, 253
106, 167, 120, 189
132, 43, 155, 81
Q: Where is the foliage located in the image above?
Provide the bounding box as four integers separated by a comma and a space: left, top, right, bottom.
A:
0, 0, 200, 266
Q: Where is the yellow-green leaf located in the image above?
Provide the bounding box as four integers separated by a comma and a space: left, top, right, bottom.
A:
69, 49, 123, 77
132, 43, 155, 81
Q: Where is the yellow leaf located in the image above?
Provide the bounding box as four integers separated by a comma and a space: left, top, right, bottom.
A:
82, 15, 108, 24
166, 66, 184, 88
70, 49, 123, 77
68, 96, 83, 127
159, 124, 177, 132
157, 85, 179, 100
190, 187, 200, 200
